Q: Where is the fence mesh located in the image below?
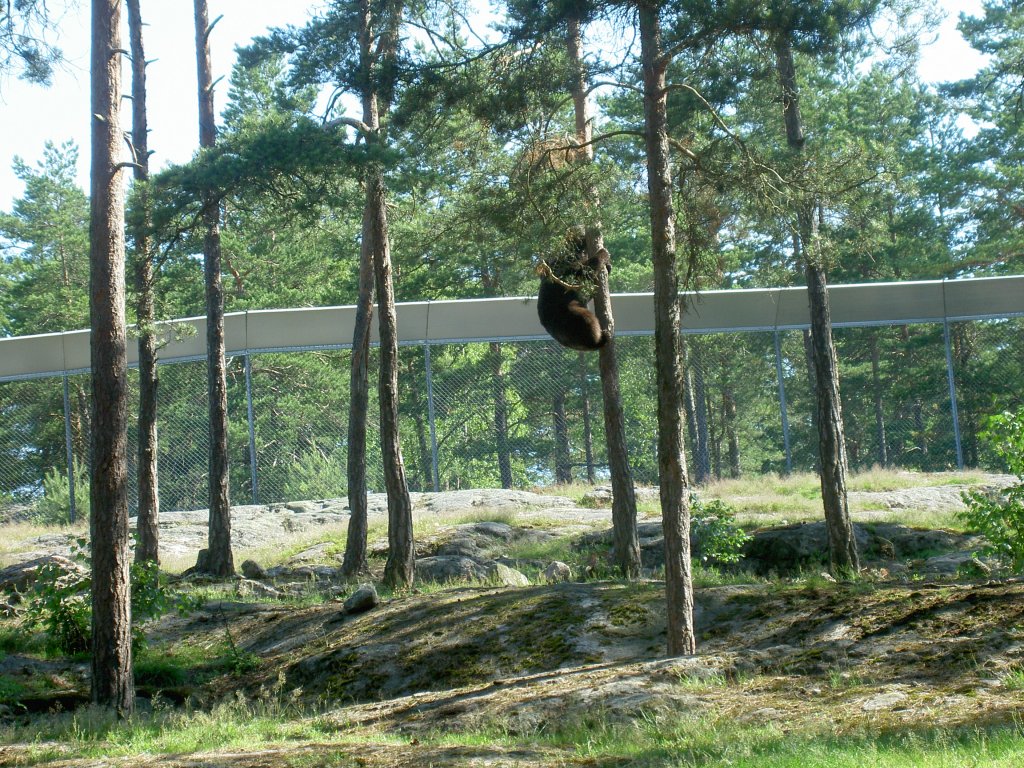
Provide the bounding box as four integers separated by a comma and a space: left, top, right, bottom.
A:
2, 315, 1023, 523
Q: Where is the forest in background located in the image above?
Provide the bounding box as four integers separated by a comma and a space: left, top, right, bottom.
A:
2, 0, 1024, 512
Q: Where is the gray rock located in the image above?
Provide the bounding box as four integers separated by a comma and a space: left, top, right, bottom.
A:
543, 561, 572, 583
343, 584, 380, 614
468, 521, 515, 539
285, 501, 321, 514
416, 556, 491, 583
921, 551, 991, 576
240, 559, 266, 580
861, 691, 908, 711
436, 537, 484, 559
0, 554, 85, 594
421, 489, 574, 515
236, 578, 281, 600
287, 541, 335, 564
487, 562, 531, 587
580, 486, 660, 507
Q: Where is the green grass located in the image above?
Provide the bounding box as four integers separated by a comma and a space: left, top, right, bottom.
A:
427, 712, 1024, 767
1002, 665, 1024, 691
10, 691, 1022, 768
696, 469, 991, 530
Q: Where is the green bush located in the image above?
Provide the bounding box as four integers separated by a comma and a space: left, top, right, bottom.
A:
25, 545, 91, 655
691, 496, 751, 565
958, 410, 1024, 572
25, 539, 176, 655
282, 444, 346, 500
32, 466, 89, 525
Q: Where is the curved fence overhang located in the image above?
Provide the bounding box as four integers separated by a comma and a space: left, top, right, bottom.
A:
2, 275, 1022, 381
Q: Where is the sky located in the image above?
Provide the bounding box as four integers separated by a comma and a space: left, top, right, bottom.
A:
0, 0, 989, 212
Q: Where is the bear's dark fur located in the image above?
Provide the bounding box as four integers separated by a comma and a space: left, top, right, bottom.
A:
537, 235, 611, 352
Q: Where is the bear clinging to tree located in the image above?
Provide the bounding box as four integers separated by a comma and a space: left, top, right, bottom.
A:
537, 232, 612, 351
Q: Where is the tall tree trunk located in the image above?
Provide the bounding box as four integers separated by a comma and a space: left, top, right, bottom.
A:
568, 15, 640, 576
127, 0, 159, 565
577, 353, 596, 484
490, 341, 514, 489
370, 167, 415, 588
89, 0, 134, 716
407, 360, 432, 491
682, 342, 699, 458
639, 2, 695, 656
775, 33, 858, 575
192, 0, 233, 577
346, 0, 413, 589
689, 341, 711, 484
553, 390, 572, 484
870, 331, 888, 467
341, 202, 375, 577
723, 384, 740, 478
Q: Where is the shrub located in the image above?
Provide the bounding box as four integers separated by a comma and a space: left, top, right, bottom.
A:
32, 466, 90, 525
25, 538, 176, 655
958, 410, 1024, 572
282, 444, 346, 500
691, 496, 751, 564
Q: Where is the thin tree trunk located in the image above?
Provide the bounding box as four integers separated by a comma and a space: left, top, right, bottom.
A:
639, 2, 695, 656
723, 384, 740, 478
870, 331, 888, 467
370, 167, 415, 589
341, 202, 375, 577
690, 342, 711, 484
408, 361, 432, 491
490, 341, 514, 489
345, 0, 412, 589
553, 390, 572, 484
578, 353, 596, 485
89, 0, 134, 716
193, 0, 232, 577
127, 0, 159, 565
568, 15, 640, 577
775, 33, 858, 574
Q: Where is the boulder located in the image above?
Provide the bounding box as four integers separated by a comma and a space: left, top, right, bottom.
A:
0, 554, 85, 594
543, 561, 572, 583
580, 486, 660, 508
286, 542, 335, 564
240, 559, 267, 580
343, 584, 380, 614
416, 556, 490, 583
921, 551, 992, 577
436, 537, 484, 559
487, 562, 531, 587
236, 578, 281, 600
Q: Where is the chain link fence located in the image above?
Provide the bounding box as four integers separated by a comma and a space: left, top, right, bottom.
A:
2, 314, 1023, 522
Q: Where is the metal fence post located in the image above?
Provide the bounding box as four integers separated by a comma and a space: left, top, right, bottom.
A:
62, 373, 77, 523
943, 320, 965, 470
244, 353, 259, 503
424, 343, 440, 492
773, 331, 793, 474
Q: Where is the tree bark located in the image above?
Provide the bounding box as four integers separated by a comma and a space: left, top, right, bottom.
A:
577, 353, 596, 485
568, 15, 640, 577
490, 342, 514, 489
723, 383, 740, 478
553, 390, 572, 484
194, 0, 233, 577
639, 1, 695, 656
89, 0, 134, 716
870, 331, 888, 467
689, 341, 711, 484
341, 201, 375, 577
371, 167, 415, 589
127, 0, 159, 565
775, 34, 858, 574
